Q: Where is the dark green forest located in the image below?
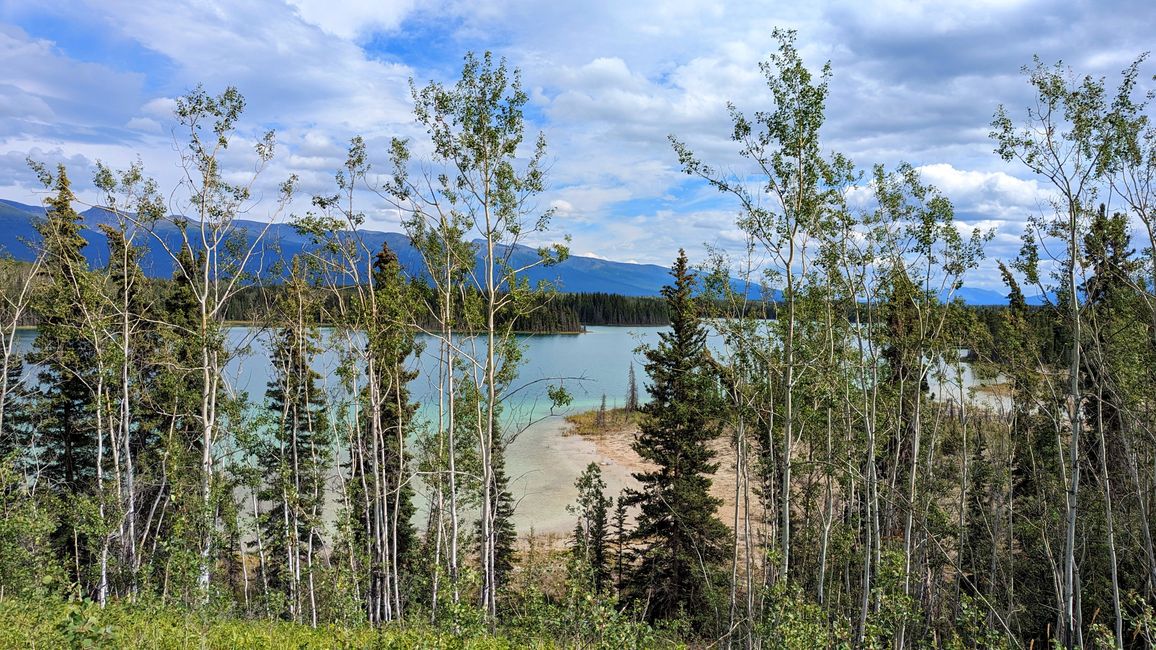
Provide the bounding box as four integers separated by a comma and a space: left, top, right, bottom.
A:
2, 34, 1156, 650
5, 268, 669, 332
224, 287, 674, 331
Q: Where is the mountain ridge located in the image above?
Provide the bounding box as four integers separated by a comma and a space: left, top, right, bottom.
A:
0, 199, 1017, 304
0, 199, 699, 298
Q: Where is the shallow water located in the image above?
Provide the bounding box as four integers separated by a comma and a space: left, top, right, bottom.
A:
8, 324, 1006, 534
9, 325, 661, 534
502, 415, 639, 534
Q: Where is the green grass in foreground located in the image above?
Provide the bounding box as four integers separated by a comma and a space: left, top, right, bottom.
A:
0, 599, 538, 650
0, 595, 686, 649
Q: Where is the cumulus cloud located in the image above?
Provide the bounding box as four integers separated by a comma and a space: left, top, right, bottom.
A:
0, 0, 1153, 286
125, 117, 161, 133
916, 163, 1047, 221
286, 0, 418, 40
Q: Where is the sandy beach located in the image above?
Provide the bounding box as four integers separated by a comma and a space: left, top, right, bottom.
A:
502, 414, 642, 535
510, 411, 753, 534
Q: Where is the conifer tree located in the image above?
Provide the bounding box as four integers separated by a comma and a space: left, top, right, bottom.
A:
569, 462, 611, 592
350, 241, 421, 619
28, 164, 98, 494
1077, 206, 1142, 643
141, 241, 214, 593
624, 249, 728, 626
612, 494, 628, 594
26, 164, 104, 594
1080, 207, 1143, 469
596, 394, 607, 430
488, 451, 517, 596
259, 259, 330, 622
625, 363, 638, 413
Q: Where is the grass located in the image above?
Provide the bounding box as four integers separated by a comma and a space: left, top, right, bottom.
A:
0, 599, 538, 650
564, 406, 643, 437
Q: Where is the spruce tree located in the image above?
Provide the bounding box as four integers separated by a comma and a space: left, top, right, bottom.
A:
259, 259, 330, 621
489, 451, 517, 594
28, 164, 98, 495
1080, 206, 1142, 472
26, 165, 107, 595
373, 242, 419, 573
569, 462, 611, 592
348, 241, 421, 619
625, 363, 639, 413
624, 249, 728, 626
147, 242, 210, 591
612, 494, 627, 594
596, 394, 607, 430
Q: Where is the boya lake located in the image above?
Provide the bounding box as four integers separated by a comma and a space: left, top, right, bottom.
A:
9, 324, 1002, 535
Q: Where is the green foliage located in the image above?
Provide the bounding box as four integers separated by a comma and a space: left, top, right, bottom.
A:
0, 459, 63, 596
756, 582, 852, 649
253, 259, 331, 621
568, 463, 612, 593
392, 50, 570, 620
624, 250, 729, 628
565, 406, 642, 437
27, 165, 99, 493
6, 33, 1156, 650
0, 598, 544, 649
991, 52, 1156, 649
504, 588, 682, 650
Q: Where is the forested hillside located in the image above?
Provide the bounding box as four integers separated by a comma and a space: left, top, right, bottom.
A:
1, 34, 1155, 650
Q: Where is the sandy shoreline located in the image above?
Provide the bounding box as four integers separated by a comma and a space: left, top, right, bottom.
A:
546, 417, 760, 535
501, 415, 641, 536
463, 410, 759, 540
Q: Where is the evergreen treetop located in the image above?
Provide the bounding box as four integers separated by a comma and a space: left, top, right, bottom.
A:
624, 249, 728, 627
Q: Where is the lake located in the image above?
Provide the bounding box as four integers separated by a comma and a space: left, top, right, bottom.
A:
8, 325, 663, 534
7, 324, 1005, 535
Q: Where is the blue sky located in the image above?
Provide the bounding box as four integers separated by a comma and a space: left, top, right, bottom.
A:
1, 0, 1153, 289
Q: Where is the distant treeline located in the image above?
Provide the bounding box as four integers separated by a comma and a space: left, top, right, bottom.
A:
229, 288, 779, 330
224, 286, 671, 330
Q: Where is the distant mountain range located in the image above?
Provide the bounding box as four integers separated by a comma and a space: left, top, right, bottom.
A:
0, 199, 1029, 304
1, 199, 694, 297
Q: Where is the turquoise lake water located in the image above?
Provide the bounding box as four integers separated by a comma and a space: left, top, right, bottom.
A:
8, 324, 1001, 534
9, 325, 663, 533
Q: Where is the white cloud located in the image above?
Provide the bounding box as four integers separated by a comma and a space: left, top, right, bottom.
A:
140, 97, 177, 118
549, 199, 574, 216
71, 0, 417, 135
125, 117, 161, 133
916, 163, 1047, 218
0, 0, 1153, 290
285, 0, 418, 40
